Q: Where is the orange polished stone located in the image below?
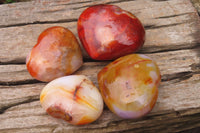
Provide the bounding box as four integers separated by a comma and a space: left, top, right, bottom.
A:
26, 26, 83, 82
78, 4, 145, 60
98, 54, 161, 119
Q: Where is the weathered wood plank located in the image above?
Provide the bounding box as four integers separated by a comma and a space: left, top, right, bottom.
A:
0, 83, 45, 114
0, 0, 200, 63
0, 0, 196, 27
0, 76, 200, 133
0, 49, 199, 84
0, 48, 200, 132
1, 70, 200, 115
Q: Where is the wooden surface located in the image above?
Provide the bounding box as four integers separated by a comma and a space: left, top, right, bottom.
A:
0, 0, 200, 132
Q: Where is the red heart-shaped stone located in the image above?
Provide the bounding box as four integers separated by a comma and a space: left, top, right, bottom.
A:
78, 4, 145, 60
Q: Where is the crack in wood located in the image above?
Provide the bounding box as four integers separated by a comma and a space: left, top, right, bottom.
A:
0, 57, 26, 65
0, 97, 39, 114
161, 71, 200, 82
140, 44, 200, 54
0, 62, 25, 65
190, 63, 200, 72
0, 18, 78, 29
0, 79, 42, 86
102, 0, 137, 5
36, 8, 67, 14
144, 21, 192, 30
155, 12, 193, 19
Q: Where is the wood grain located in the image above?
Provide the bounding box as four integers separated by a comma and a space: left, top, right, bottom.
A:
0, 0, 200, 132
0, 49, 199, 85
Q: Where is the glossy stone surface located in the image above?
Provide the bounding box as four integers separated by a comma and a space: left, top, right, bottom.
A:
98, 54, 161, 119
40, 75, 104, 125
26, 26, 83, 82
78, 4, 145, 60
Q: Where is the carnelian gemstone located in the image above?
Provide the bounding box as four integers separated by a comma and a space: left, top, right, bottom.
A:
40, 75, 104, 125
26, 26, 83, 82
98, 54, 161, 119
78, 4, 145, 60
